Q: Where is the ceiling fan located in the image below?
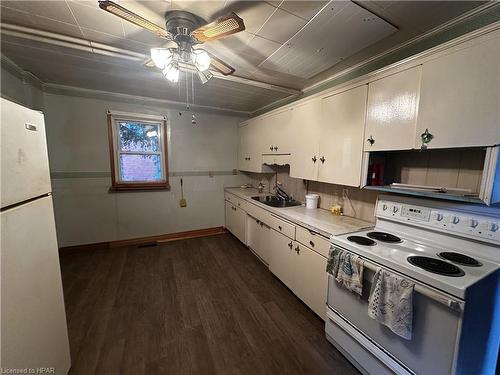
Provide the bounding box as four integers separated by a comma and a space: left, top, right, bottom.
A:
98, 0, 245, 84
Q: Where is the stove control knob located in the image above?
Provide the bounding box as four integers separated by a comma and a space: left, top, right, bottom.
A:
479, 221, 499, 232
382, 204, 388, 211
468, 218, 479, 228
433, 213, 444, 222
449, 216, 460, 224
392, 206, 399, 214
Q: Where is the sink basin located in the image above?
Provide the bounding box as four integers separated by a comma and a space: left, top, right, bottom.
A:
251, 196, 302, 208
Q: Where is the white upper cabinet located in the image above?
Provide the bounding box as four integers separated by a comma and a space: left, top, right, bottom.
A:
416, 34, 500, 149
318, 85, 368, 186
289, 100, 322, 180
364, 65, 422, 151
261, 109, 293, 154
237, 121, 272, 173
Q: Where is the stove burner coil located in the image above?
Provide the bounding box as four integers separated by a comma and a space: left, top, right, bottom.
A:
407, 256, 465, 277
347, 236, 376, 246
438, 252, 482, 267
367, 231, 402, 243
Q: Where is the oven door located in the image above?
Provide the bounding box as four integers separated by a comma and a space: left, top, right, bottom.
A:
327, 265, 463, 375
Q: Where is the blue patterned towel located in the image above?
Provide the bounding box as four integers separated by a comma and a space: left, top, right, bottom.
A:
327, 246, 364, 296
368, 268, 415, 340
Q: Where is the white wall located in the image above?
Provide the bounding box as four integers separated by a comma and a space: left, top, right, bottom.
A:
1, 65, 251, 246
42, 93, 251, 247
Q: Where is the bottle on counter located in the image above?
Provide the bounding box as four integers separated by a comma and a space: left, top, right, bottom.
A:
330, 193, 343, 215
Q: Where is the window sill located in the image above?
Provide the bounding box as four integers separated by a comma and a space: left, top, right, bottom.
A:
108, 183, 170, 193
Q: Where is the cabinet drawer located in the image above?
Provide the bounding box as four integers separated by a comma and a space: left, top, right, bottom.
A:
296, 226, 330, 258
224, 192, 245, 210
268, 214, 295, 239
245, 202, 270, 223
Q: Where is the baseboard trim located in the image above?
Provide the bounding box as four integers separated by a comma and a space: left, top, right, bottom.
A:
59, 226, 228, 254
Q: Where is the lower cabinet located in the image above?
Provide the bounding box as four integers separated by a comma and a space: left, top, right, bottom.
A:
293, 243, 328, 320
268, 228, 328, 320
247, 215, 271, 264
224, 196, 328, 320
268, 228, 296, 290
225, 201, 246, 244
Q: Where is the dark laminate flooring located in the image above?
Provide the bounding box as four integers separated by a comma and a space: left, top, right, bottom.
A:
60, 233, 360, 375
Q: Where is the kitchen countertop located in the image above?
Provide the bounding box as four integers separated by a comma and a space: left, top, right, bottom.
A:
225, 187, 373, 238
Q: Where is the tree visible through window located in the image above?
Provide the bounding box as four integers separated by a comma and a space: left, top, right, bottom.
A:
107, 112, 169, 190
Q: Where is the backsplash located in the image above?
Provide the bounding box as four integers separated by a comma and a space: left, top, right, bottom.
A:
243, 166, 378, 223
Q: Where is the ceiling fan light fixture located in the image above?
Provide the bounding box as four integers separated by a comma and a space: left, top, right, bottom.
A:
197, 69, 213, 84
163, 62, 179, 83
192, 49, 211, 72
151, 48, 172, 70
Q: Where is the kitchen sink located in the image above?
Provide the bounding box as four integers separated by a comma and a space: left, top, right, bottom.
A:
251, 196, 302, 208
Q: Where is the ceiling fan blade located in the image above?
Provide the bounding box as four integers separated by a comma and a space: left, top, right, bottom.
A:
98, 0, 172, 39
144, 58, 156, 68
207, 52, 235, 76
191, 12, 245, 43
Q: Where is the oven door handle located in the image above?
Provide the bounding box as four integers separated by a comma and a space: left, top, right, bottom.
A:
330, 245, 465, 313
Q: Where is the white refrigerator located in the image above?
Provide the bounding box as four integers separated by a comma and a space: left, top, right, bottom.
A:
0, 98, 71, 374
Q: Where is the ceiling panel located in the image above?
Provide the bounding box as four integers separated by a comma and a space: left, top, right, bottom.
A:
279, 0, 328, 21
260, 1, 397, 78
0, 0, 490, 112
257, 7, 306, 44
67, 1, 124, 36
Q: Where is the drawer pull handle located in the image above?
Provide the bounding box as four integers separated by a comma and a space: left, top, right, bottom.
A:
309, 241, 314, 247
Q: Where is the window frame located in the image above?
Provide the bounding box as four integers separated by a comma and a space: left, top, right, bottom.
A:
107, 111, 170, 191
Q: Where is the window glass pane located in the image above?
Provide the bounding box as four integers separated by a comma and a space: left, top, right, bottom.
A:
119, 154, 162, 182
118, 121, 160, 152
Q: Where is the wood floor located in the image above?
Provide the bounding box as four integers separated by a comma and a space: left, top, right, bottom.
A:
60, 233, 360, 375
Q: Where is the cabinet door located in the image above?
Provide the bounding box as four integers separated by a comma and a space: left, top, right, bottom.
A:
268, 229, 295, 290
416, 35, 500, 149
293, 243, 328, 320
261, 109, 293, 154
225, 201, 233, 233
225, 202, 246, 244
364, 65, 422, 151
233, 206, 247, 244
237, 122, 269, 173
237, 124, 250, 170
289, 100, 321, 180
318, 85, 367, 186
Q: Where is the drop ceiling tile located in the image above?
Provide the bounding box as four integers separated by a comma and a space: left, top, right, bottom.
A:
245, 34, 282, 63
0, 5, 37, 27
228, 1, 277, 34
81, 28, 150, 53
279, 0, 328, 21
260, 1, 397, 79
257, 8, 306, 43
67, 1, 124, 36
12, 1, 78, 24
121, 22, 165, 47
31, 15, 84, 38
170, 0, 227, 21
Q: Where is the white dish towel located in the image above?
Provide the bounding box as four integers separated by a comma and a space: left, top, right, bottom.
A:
368, 268, 415, 340
327, 246, 364, 296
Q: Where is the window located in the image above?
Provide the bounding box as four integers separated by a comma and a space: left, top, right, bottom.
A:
107, 111, 169, 190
